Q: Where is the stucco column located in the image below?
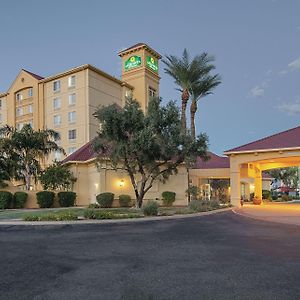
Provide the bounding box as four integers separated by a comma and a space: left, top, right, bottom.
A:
254, 170, 262, 199
230, 165, 241, 207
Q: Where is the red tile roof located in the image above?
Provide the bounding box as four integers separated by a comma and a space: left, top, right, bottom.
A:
23, 69, 44, 80
63, 140, 97, 163
192, 152, 229, 169
225, 125, 300, 153
118, 43, 161, 58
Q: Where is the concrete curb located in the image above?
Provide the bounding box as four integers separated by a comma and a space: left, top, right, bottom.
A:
0, 207, 232, 227
232, 208, 300, 226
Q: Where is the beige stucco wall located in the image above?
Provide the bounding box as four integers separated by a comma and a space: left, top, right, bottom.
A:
69, 162, 189, 206
0, 95, 7, 126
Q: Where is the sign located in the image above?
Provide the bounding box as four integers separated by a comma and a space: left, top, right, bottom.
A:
124, 56, 142, 71
146, 56, 158, 72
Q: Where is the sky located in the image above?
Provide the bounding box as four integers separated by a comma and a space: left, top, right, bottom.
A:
0, 0, 300, 155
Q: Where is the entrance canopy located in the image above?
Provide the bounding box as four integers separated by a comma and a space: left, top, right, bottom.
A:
224, 125, 300, 206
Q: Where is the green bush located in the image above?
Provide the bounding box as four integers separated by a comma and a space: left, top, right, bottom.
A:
143, 200, 159, 216
96, 192, 114, 208
84, 209, 114, 219
262, 190, 271, 200
271, 193, 278, 201
0, 191, 13, 209
161, 191, 176, 207
58, 191, 76, 207
118, 194, 131, 207
13, 192, 28, 209
210, 199, 221, 209
281, 194, 289, 202
36, 191, 55, 208
88, 203, 100, 209
189, 200, 210, 212
24, 211, 78, 221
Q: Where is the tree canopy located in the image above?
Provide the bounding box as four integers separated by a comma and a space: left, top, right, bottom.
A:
93, 97, 208, 208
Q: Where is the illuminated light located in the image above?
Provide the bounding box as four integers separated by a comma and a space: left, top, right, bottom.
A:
119, 179, 125, 187
94, 183, 99, 189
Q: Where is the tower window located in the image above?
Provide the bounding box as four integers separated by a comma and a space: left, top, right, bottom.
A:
148, 87, 156, 98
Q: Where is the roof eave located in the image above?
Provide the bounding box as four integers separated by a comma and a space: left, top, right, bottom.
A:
224, 146, 300, 156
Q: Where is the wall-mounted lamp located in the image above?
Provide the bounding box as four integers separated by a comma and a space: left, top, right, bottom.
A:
119, 179, 125, 187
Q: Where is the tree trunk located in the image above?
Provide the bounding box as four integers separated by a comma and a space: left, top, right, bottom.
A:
25, 164, 31, 190
181, 89, 189, 134
190, 98, 197, 140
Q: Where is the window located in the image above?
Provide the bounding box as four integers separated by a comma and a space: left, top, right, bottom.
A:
68, 129, 76, 140
68, 111, 76, 123
53, 115, 61, 126
53, 98, 61, 110
16, 93, 23, 101
68, 93, 76, 106
148, 87, 156, 98
28, 88, 33, 97
16, 123, 24, 130
68, 147, 77, 154
28, 104, 33, 114
54, 151, 62, 161
53, 80, 61, 92
68, 75, 76, 88
16, 107, 23, 117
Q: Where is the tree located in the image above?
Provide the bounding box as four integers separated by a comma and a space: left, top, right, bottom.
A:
268, 167, 299, 190
93, 97, 208, 208
190, 67, 221, 139
163, 49, 206, 134
0, 124, 65, 190
40, 163, 76, 191
209, 179, 230, 203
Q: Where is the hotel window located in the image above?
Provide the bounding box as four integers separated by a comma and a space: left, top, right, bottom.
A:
16, 107, 23, 117
53, 80, 61, 92
16, 92, 23, 101
68, 93, 76, 106
68, 147, 77, 154
53, 98, 61, 110
53, 115, 61, 126
68, 75, 76, 88
68, 111, 76, 123
28, 104, 33, 114
28, 88, 33, 97
54, 151, 62, 161
16, 123, 24, 131
148, 87, 156, 98
68, 129, 76, 141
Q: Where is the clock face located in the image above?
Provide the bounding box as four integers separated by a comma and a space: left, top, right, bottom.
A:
146, 56, 158, 72
124, 56, 142, 71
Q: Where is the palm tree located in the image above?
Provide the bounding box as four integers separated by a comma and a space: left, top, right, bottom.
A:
190, 73, 221, 139
163, 49, 199, 134
0, 124, 65, 190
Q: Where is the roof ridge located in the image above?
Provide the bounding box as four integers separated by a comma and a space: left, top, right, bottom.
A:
22, 69, 44, 80
225, 125, 300, 153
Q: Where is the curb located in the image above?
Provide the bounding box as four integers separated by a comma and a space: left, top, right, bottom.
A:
232, 208, 300, 226
0, 207, 232, 227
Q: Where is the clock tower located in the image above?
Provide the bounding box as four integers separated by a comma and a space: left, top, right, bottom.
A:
118, 43, 161, 111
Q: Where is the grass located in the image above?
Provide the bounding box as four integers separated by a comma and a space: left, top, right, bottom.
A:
0, 203, 230, 221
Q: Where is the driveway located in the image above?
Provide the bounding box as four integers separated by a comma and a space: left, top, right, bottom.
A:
0, 211, 300, 300
235, 202, 300, 225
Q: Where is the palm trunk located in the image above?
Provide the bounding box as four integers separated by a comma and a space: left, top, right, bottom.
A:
190, 98, 197, 140
181, 89, 189, 134
25, 164, 31, 190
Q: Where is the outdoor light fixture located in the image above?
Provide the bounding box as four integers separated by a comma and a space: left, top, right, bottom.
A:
119, 179, 125, 187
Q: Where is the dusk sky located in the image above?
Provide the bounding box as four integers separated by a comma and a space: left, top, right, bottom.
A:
1, 0, 300, 155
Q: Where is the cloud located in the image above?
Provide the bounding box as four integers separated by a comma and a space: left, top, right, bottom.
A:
278, 69, 288, 76
250, 86, 265, 97
278, 101, 300, 115
288, 57, 300, 71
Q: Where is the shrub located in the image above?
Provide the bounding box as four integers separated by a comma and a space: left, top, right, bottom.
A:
88, 203, 100, 209
58, 191, 76, 207
262, 190, 271, 200
0, 191, 13, 209
13, 192, 28, 209
186, 185, 200, 201
24, 211, 78, 221
161, 191, 176, 207
118, 194, 131, 207
143, 200, 159, 216
84, 209, 114, 219
271, 193, 278, 201
281, 194, 289, 202
189, 200, 210, 212
210, 199, 221, 209
36, 191, 55, 208
96, 192, 114, 208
